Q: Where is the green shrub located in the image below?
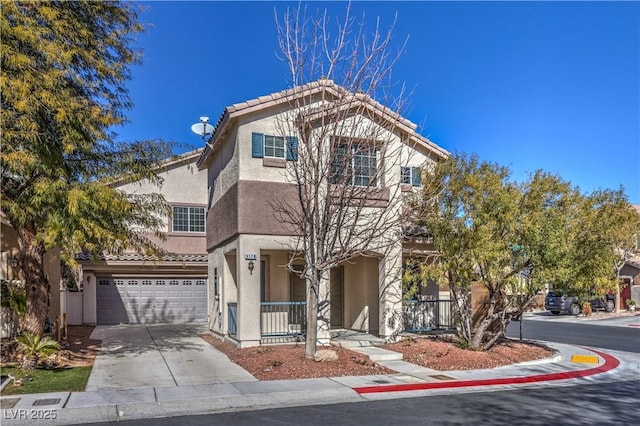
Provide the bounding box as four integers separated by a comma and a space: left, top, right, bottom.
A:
15, 332, 60, 371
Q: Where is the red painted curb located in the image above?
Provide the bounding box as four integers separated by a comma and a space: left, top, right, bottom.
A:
354, 348, 620, 394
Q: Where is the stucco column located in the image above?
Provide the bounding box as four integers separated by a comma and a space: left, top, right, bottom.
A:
207, 250, 223, 333
317, 273, 331, 345
236, 236, 261, 347
222, 249, 238, 336
82, 272, 96, 324
378, 242, 403, 340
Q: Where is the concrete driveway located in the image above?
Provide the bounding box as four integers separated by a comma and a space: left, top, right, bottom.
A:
86, 324, 256, 391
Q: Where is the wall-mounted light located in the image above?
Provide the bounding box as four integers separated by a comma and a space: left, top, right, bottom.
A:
10, 255, 19, 269
248, 260, 255, 275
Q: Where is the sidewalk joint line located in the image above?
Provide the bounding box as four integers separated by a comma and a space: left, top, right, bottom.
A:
145, 325, 178, 387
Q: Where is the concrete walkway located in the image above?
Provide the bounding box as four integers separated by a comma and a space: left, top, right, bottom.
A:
86, 324, 256, 391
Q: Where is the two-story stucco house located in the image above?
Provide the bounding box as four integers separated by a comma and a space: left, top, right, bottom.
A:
77, 149, 209, 325
197, 79, 449, 348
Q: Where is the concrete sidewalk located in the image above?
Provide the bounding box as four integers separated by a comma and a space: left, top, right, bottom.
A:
0, 341, 630, 426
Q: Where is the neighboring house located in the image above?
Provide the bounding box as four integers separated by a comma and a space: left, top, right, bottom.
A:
76, 149, 209, 325
620, 254, 640, 308
196, 79, 449, 348
1, 217, 61, 337
620, 204, 640, 308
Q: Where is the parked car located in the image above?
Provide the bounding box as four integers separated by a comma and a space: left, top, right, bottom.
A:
544, 291, 615, 315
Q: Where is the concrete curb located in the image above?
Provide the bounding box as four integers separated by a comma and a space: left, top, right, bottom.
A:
353, 348, 619, 394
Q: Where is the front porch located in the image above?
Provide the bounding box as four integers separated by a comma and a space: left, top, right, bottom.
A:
212, 236, 402, 347
211, 233, 459, 347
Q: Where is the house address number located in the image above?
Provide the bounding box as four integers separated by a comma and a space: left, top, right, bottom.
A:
244, 253, 257, 261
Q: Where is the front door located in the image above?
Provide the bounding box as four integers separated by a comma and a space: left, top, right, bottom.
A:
330, 266, 344, 328
290, 270, 306, 302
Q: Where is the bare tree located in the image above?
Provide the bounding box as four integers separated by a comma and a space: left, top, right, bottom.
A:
272, 4, 434, 357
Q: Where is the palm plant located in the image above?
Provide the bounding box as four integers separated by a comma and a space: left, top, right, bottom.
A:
15, 332, 60, 371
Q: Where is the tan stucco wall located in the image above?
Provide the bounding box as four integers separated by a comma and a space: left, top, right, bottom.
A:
207, 129, 239, 208
117, 154, 208, 254
144, 233, 206, 255
118, 156, 208, 206
234, 105, 435, 188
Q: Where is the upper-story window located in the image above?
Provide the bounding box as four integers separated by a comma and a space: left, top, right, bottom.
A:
401, 167, 421, 187
251, 132, 298, 160
264, 135, 286, 158
330, 142, 378, 187
172, 206, 205, 233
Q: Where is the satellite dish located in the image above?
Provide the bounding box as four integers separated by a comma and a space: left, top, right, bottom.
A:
191, 116, 215, 142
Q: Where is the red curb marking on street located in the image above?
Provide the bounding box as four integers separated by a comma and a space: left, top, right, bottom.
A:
628, 324, 640, 327
354, 348, 619, 394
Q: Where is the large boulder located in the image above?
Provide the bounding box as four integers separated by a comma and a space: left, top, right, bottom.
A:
313, 349, 339, 362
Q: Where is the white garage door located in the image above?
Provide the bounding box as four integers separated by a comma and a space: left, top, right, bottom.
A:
96, 277, 208, 324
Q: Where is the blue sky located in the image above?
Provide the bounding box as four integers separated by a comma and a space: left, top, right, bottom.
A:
119, 1, 640, 204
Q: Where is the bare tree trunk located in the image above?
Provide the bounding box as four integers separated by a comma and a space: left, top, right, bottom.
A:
18, 228, 49, 337
305, 277, 318, 358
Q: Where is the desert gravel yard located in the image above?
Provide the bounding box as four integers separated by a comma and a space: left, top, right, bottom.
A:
201, 334, 555, 380
380, 336, 555, 371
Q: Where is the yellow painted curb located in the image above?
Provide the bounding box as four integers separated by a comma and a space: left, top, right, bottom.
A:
571, 354, 600, 364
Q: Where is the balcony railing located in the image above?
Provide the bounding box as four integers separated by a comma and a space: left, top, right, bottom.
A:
403, 299, 454, 332
260, 302, 307, 338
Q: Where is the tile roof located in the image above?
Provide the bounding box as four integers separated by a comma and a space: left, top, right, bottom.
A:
75, 252, 207, 263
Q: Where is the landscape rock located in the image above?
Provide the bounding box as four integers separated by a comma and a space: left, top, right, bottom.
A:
313, 349, 339, 362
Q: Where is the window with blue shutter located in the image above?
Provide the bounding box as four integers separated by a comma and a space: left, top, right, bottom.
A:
286, 136, 299, 161
251, 132, 264, 158
253, 132, 299, 161
412, 167, 421, 186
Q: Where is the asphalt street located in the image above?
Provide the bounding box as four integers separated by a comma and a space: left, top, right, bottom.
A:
92, 380, 640, 426
506, 317, 640, 353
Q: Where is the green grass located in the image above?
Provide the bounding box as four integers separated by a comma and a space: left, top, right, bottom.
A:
0, 365, 92, 395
